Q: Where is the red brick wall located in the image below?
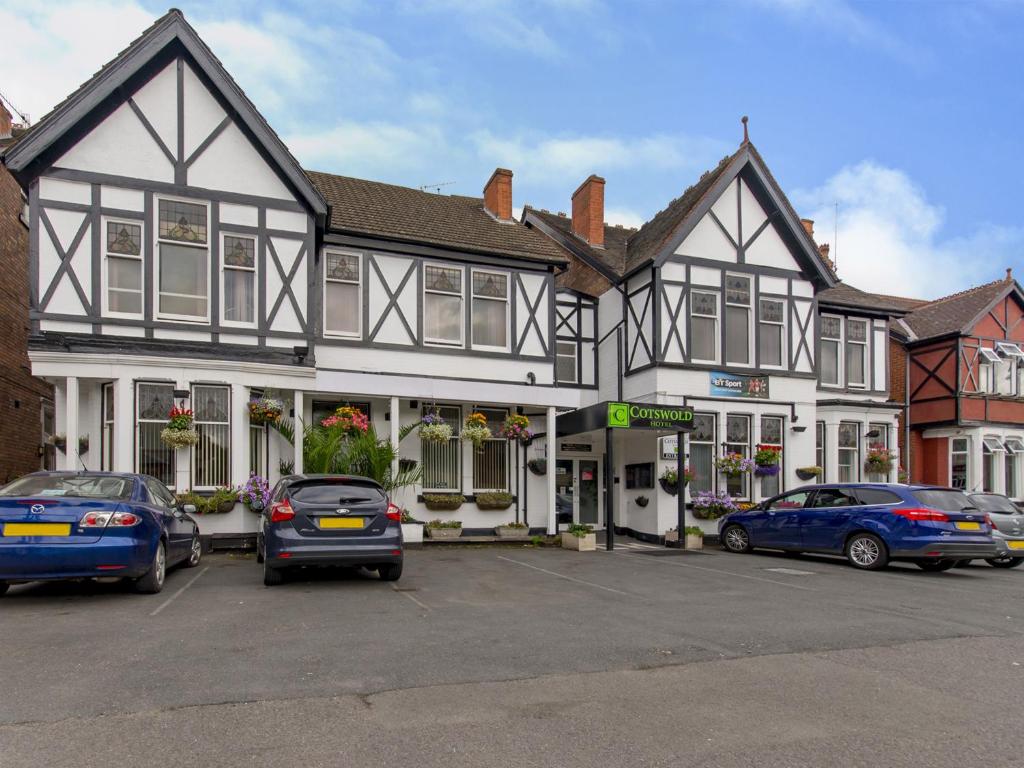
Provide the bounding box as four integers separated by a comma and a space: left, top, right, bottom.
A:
917, 436, 949, 486
0, 166, 52, 482
890, 334, 908, 475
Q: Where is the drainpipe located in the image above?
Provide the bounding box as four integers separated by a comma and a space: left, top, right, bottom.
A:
616, 327, 623, 401
904, 351, 911, 482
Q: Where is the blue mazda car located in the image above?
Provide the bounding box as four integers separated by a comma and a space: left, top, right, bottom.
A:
718, 483, 999, 571
0, 472, 201, 595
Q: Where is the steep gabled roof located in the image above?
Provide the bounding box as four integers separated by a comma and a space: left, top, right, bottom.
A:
2, 9, 326, 219
902, 277, 1018, 340
307, 171, 568, 266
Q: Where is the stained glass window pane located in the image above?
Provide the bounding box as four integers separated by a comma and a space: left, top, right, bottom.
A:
726, 415, 750, 443
821, 317, 841, 339
426, 265, 462, 294
326, 252, 359, 282
137, 384, 173, 421
473, 271, 507, 299
759, 299, 784, 323
107, 222, 141, 255
691, 414, 715, 442
691, 292, 717, 317
158, 200, 207, 243
847, 319, 867, 342
725, 276, 750, 305
223, 236, 255, 268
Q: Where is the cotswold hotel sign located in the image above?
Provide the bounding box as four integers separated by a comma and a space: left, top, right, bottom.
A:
607, 402, 695, 431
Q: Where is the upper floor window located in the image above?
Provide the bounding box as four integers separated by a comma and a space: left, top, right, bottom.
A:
846, 319, 868, 388
104, 220, 143, 318
324, 251, 361, 337
758, 299, 785, 367
820, 316, 842, 386
690, 291, 718, 363
157, 198, 209, 321
424, 265, 463, 346
222, 234, 256, 326
556, 341, 577, 384
724, 275, 751, 365
471, 270, 509, 351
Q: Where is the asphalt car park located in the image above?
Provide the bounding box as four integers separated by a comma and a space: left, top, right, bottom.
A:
1, 544, 1022, 767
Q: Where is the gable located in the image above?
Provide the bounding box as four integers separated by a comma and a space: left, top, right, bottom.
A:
967, 287, 1024, 342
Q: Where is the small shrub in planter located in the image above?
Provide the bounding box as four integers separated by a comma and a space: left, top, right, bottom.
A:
426, 519, 462, 539
207, 487, 238, 514
635, 495, 649, 508
527, 458, 547, 476
175, 491, 210, 515
423, 493, 465, 511
475, 491, 513, 510
495, 521, 529, 538
796, 466, 822, 481
561, 522, 596, 551
401, 511, 424, 544
665, 526, 704, 549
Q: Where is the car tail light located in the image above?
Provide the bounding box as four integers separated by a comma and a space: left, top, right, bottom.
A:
270, 501, 295, 523
985, 514, 996, 530
80, 511, 111, 527
893, 507, 950, 523
386, 502, 402, 522
108, 512, 140, 526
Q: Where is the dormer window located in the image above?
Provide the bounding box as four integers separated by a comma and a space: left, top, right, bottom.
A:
997, 342, 1024, 359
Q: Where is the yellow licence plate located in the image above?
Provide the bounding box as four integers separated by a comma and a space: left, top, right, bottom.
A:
319, 517, 364, 530
3, 523, 72, 537
955, 521, 981, 531
1008, 541, 1024, 550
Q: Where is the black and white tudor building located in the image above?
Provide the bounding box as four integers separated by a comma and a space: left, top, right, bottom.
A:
2, 10, 904, 542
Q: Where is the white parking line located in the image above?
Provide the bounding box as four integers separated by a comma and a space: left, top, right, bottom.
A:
149, 566, 209, 616
391, 583, 431, 611
497, 556, 633, 596
611, 551, 817, 591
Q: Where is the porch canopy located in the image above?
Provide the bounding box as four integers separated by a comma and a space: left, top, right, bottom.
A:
556, 401, 695, 550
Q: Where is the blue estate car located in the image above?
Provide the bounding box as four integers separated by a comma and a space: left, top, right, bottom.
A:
718, 483, 999, 571
0, 472, 201, 595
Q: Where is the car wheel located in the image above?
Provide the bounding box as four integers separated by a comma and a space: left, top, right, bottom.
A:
185, 533, 202, 568
0, 582, 8, 597
377, 562, 403, 581
985, 556, 1024, 569
256, 535, 264, 564
263, 559, 283, 587
721, 524, 752, 553
845, 533, 888, 570
134, 541, 167, 594
916, 558, 957, 572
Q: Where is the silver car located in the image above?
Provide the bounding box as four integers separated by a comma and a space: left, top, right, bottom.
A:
966, 493, 1024, 568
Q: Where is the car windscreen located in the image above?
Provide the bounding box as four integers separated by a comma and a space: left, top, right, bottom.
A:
0, 474, 134, 500
911, 489, 975, 512
968, 494, 1021, 514
289, 482, 385, 505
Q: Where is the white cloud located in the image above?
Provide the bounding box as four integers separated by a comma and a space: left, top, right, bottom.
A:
604, 207, 645, 230
791, 161, 1024, 300
287, 120, 450, 179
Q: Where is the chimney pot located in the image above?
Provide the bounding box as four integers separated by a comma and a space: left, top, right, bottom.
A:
1007, 267, 1013, 281
483, 168, 513, 220
801, 218, 815, 239
571, 174, 605, 247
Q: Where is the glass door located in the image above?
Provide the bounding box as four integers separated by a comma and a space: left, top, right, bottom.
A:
555, 458, 603, 529
578, 459, 599, 527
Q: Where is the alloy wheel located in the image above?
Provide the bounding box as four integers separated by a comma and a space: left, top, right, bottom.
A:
849, 537, 880, 567
189, 536, 201, 566
724, 526, 749, 552
155, 544, 166, 588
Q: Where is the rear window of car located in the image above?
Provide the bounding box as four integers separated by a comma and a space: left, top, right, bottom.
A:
855, 488, 903, 505
289, 482, 385, 504
0, 474, 134, 500
911, 489, 974, 512
968, 495, 1021, 514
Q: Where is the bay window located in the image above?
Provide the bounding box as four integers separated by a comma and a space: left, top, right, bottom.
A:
1005, 438, 1023, 498
424, 265, 463, 346
838, 422, 859, 483
222, 234, 256, 325
982, 437, 1004, 493
157, 198, 209, 320
846, 319, 868, 388
324, 251, 361, 337
192, 384, 230, 490
690, 291, 718, 363
725, 414, 751, 499
136, 382, 175, 487
104, 220, 143, 317
101, 383, 115, 471
725, 275, 751, 365
421, 405, 461, 490
758, 298, 785, 367
867, 422, 890, 481
688, 413, 716, 494
821, 316, 841, 386
471, 270, 509, 350
472, 407, 508, 491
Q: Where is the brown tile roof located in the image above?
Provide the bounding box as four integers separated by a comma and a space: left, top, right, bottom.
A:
525, 207, 629, 276
816, 283, 914, 314
307, 171, 567, 265
554, 252, 612, 298
902, 278, 1011, 340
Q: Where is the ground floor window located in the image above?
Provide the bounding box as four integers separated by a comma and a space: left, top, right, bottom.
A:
40, 401, 56, 470
982, 437, 1003, 494
838, 422, 860, 483
422, 404, 461, 491
1006, 438, 1024, 498
472, 407, 508, 491
725, 414, 751, 499
867, 422, 890, 482
137, 382, 175, 486
101, 383, 115, 471
688, 413, 716, 494
815, 421, 825, 483
250, 424, 267, 477
950, 437, 969, 490
192, 384, 230, 490
759, 415, 784, 498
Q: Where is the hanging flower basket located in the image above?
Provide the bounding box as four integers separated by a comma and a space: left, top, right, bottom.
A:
715, 452, 756, 477
659, 466, 694, 495
47, 434, 67, 452
635, 495, 650, 508
321, 405, 369, 437
691, 490, 740, 520
248, 396, 283, 426
865, 445, 895, 475
527, 458, 547, 476
501, 414, 533, 444
161, 406, 199, 447
754, 445, 781, 476
419, 412, 453, 444
461, 412, 492, 449
237, 472, 271, 513
754, 463, 781, 477
796, 466, 822, 481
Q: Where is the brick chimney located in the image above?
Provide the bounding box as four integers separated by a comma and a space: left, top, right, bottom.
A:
0, 100, 12, 140
800, 218, 814, 239
571, 174, 605, 247
483, 168, 513, 221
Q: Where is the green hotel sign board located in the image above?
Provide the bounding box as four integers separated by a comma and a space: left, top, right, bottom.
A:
607, 402, 695, 431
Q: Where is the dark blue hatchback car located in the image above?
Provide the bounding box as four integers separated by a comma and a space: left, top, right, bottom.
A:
717, 483, 999, 571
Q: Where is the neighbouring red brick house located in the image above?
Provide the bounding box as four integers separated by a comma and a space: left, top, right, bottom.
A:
0, 100, 53, 482
899, 271, 1024, 497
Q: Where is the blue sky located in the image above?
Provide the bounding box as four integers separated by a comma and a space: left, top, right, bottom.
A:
3, 0, 1023, 298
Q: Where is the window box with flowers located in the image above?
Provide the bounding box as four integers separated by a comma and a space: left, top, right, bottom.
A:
754, 444, 782, 477
715, 452, 755, 477
248, 397, 283, 426
423, 493, 465, 511
691, 490, 740, 520
501, 414, 532, 444
419, 411, 453, 444
160, 405, 199, 448
865, 445, 895, 475
475, 491, 514, 511
659, 466, 695, 496
461, 412, 492, 450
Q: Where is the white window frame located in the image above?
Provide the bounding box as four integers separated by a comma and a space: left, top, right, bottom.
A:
815, 420, 826, 483
421, 404, 462, 491
689, 289, 720, 364
423, 263, 465, 348
950, 437, 970, 490
820, 314, 843, 388
471, 406, 509, 492
101, 382, 115, 471
101, 217, 145, 320
556, 340, 578, 384
191, 383, 231, 491
135, 381, 176, 489
846, 318, 868, 389
154, 195, 211, 323
837, 421, 860, 483
220, 231, 257, 328
688, 412, 717, 494
470, 268, 510, 352
724, 413, 752, 500
724, 273, 753, 367
322, 249, 362, 339
758, 297, 786, 369
997, 342, 1024, 359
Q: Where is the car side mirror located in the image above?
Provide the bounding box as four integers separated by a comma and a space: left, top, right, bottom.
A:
182, 503, 197, 515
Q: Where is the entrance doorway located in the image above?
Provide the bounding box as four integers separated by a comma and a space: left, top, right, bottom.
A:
555, 458, 603, 530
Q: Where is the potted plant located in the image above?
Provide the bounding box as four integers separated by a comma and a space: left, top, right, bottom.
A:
78, 435, 90, 454
419, 411, 453, 444
796, 466, 822, 481
501, 414, 532, 444
754, 444, 781, 476
495, 521, 529, 538
461, 412, 492, 449
321, 405, 369, 437
400, 510, 424, 545
665, 525, 704, 549
237, 472, 271, 513
561, 522, 596, 551
715, 452, 755, 477
423, 493, 465, 511
207, 487, 238, 514
475, 491, 513, 511
635, 495, 649, 508
160, 405, 199, 448
425, 518, 462, 539
691, 490, 740, 520
248, 396, 284, 426
865, 444, 895, 475
527, 458, 547, 476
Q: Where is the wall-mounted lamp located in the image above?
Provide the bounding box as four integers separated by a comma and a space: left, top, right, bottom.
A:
526, 371, 536, 385
865, 429, 881, 439
173, 389, 190, 400
409, 400, 419, 409
791, 425, 807, 433
293, 345, 309, 365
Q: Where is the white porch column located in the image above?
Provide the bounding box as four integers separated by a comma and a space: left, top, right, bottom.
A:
231, 384, 250, 486
54, 379, 67, 466
114, 378, 134, 472
389, 396, 400, 497
825, 421, 840, 484
64, 377, 79, 471
293, 390, 304, 475
546, 406, 557, 535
